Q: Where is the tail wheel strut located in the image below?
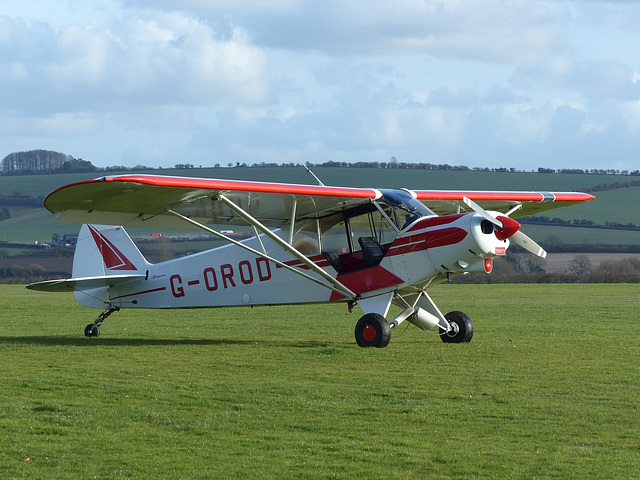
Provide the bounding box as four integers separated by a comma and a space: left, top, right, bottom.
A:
84, 305, 120, 337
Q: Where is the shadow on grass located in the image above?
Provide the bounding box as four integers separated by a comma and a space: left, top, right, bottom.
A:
0, 335, 348, 349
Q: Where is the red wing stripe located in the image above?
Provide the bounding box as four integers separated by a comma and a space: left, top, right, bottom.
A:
413, 190, 594, 202
85, 175, 379, 198
414, 191, 545, 201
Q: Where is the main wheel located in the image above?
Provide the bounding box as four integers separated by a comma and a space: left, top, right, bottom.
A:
441, 311, 473, 343
84, 324, 100, 337
355, 313, 391, 348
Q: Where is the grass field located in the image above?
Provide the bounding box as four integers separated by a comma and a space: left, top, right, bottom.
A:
1, 284, 638, 479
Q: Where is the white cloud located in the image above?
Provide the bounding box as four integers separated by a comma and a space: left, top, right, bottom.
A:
2, 1, 640, 171
42, 24, 111, 85
125, 0, 300, 15
0, 12, 270, 114
122, 1, 569, 63
0, 112, 101, 137
237, 0, 567, 64
512, 57, 640, 101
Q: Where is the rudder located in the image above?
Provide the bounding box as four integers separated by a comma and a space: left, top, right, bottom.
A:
73, 224, 150, 278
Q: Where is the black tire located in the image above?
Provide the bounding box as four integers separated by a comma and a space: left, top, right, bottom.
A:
84, 324, 100, 337
441, 311, 473, 343
355, 313, 391, 348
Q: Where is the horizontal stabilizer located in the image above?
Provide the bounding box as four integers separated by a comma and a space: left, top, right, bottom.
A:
26, 274, 145, 292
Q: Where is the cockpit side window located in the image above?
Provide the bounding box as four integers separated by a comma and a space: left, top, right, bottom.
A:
318, 213, 349, 254
292, 200, 399, 256
291, 220, 321, 255
347, 206, 395, 250
368, 206, 396, 246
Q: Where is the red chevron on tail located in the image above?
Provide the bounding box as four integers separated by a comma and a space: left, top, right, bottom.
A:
88, 225, 137, 271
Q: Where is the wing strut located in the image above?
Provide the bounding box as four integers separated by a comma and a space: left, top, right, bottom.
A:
167, 209, 357, 300
216, 195, 358, 299
288, 198, 297, 244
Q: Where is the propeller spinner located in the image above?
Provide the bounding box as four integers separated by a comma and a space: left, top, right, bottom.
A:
463, 197, 547, 258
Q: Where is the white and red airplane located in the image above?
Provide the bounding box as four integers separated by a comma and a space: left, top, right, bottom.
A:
27, 174, 594, 347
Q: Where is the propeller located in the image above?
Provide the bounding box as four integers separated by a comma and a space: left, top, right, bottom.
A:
462, 197, 547, 258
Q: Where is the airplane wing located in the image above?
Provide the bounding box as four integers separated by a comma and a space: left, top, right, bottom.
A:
45, 174, 381, 230
44, 175, 594, 229
412, 190, 594, 217
26, 274, 146, 292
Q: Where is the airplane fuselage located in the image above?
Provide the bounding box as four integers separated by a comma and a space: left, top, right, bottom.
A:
84, 211, 509, 310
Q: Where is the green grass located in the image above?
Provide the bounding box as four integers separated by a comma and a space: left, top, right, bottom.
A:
1, 284, 638, 479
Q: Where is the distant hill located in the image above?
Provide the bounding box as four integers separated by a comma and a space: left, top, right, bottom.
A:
1, 150, 96, 175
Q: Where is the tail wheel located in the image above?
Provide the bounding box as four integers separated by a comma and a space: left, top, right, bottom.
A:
84, 324, 100, 337
441, 311, 474, 343
355, 313, 391, 348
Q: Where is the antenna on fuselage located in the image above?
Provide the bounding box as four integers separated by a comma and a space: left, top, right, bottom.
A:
295, 156, 325, 186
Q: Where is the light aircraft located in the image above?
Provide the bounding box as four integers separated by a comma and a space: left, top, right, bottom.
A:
27, 174, 594, 347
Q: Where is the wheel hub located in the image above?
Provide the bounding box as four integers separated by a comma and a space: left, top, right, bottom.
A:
446, 321, 460, 337
362, 325, 377, 342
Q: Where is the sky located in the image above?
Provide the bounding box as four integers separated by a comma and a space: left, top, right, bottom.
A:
1, 0, 640, 172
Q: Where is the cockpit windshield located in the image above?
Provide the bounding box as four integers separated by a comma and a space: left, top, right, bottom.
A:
377, 189, 435, 231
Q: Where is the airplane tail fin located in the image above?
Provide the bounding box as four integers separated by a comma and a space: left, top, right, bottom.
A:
73, 224, 150, 278
69, 224, 150, 308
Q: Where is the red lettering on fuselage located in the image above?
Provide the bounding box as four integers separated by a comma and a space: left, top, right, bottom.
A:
203, 267, 218, 291
239, 260, 253, 284
170, 274, 185, 297
220, 264, 235, 288
169, 258, 273, 298
256, 257, 271, 281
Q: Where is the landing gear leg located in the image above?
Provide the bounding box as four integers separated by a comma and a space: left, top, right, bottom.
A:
84, 305, 120, 337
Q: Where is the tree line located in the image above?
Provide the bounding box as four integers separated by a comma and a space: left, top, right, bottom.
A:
3, 150, 640, 177
1, 150, 97, 175
577, 179, 640, 193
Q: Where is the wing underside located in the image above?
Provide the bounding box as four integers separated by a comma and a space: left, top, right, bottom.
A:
44, 174, 594, 229
45, 175, 381, 229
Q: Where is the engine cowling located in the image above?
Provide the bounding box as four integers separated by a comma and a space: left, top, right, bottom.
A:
393, 212, 518, 275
